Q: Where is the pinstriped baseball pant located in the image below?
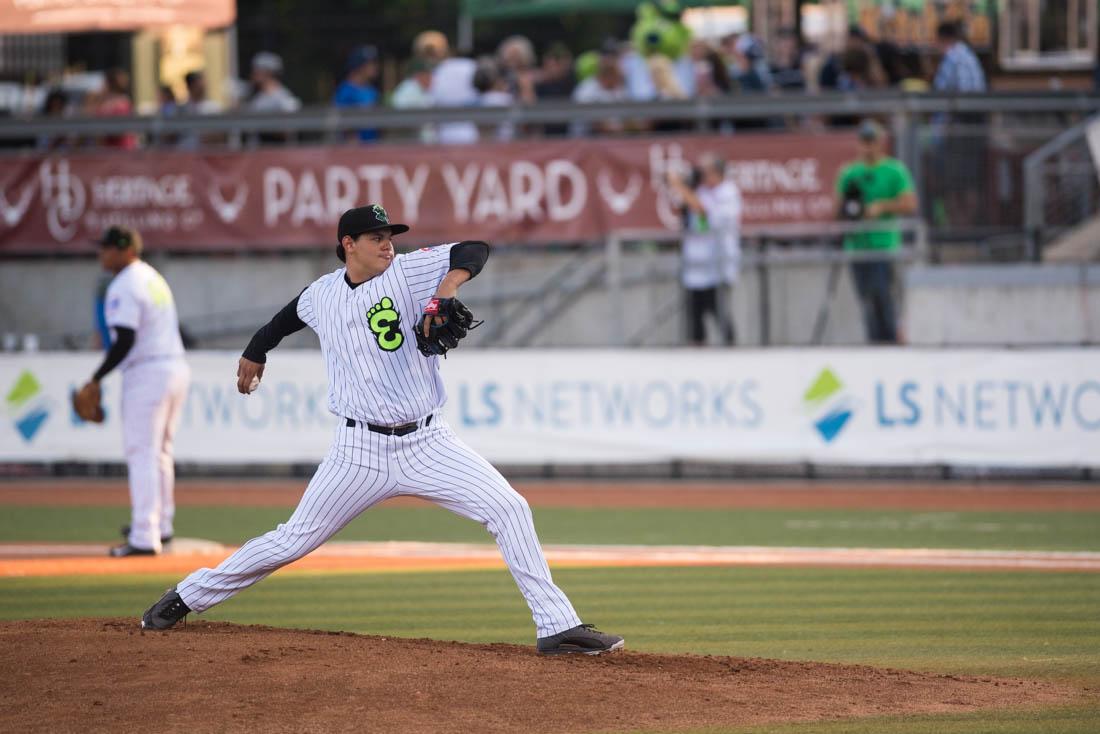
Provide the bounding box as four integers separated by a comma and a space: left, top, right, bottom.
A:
176, 418, 583, 638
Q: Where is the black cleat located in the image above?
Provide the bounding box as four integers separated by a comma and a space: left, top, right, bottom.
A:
536, 624, 624, 656
121, 525, 173, 545
141, 588, 191, 630
108, 543, 157, 558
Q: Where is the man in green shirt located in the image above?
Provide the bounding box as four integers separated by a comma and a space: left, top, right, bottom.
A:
835, 120, 918, 343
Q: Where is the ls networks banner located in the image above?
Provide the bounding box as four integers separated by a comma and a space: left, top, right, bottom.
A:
442, 349, 1100, 467
1, 349, 1098, 467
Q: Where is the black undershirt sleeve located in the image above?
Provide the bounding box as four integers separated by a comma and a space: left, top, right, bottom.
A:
242, 295, 307, 364
92, 327, 135, 382
449, 240, 490, 279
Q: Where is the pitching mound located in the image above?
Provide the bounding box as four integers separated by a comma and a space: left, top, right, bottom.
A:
3, 620, 1079, 734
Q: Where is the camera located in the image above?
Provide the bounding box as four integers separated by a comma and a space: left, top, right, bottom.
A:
683, 166, 703, 189
839, 179, 864, 221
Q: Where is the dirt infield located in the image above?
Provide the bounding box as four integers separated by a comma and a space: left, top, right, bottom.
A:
2, 478, 1098, 510
1, 619, 1083, 734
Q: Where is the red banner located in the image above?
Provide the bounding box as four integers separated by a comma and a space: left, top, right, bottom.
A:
0, 133, 856, 254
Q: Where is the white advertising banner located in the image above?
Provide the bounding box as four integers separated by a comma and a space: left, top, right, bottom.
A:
1, 349, 1098, 467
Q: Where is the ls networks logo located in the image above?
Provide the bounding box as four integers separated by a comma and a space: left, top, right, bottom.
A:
802, 367, 855, 443
6, 370, 49, 442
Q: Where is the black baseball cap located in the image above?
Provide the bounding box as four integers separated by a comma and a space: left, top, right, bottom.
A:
94, 226, 139, 249
336, 204, 409, 262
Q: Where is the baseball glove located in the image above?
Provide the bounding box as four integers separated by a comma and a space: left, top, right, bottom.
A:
416, 297, 481, 357
72, 381, 105, 423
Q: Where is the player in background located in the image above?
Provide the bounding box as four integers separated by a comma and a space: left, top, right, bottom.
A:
666, 154, 742, 346
139, 205, 624, 656
75, 227, 190, 557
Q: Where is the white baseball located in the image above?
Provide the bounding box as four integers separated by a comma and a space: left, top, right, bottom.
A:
249, 376, 261, 393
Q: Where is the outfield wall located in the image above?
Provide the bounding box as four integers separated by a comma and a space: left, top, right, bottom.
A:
2, 349, 1097, 469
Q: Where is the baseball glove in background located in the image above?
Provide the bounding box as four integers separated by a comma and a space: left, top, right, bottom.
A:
72, 381, 105, 423
416, 297, 480, 357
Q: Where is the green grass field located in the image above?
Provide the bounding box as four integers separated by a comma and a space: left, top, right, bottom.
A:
2, 500, 1099, 734
3, 504, 1099, 551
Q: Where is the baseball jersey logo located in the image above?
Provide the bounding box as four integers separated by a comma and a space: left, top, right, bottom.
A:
367, 297, 404, 351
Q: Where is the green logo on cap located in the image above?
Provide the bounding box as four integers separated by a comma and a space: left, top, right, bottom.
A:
369, 204, 389, 224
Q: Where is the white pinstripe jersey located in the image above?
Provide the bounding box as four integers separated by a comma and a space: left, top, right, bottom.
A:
296, 243, 458, 425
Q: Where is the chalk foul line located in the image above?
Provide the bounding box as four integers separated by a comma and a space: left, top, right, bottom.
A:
1, 541, 1099, 577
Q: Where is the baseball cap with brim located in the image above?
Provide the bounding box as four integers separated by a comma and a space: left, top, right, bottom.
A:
857, 119, 886, 142
346, 45, 379, 74
336, 205, 409, 262
93, 226, 138, 249
252, 51, 283, 75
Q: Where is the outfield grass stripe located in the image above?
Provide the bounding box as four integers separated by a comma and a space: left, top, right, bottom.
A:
5, 541, 1100, 577
3, 506, 1099, 552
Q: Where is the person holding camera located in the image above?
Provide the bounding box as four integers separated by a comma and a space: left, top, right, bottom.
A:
666, 154, 742, 346
835, 120, 917, 344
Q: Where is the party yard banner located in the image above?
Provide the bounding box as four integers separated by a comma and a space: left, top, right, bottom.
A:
1, 349, 1097, 467
0, 133, 853, 254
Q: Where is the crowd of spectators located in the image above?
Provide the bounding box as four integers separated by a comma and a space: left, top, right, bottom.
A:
25, 21, 990, 149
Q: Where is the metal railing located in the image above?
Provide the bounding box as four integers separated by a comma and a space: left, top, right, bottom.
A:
603, 219, 928, 348
1, 91, 1096, 253
1023, 113, 1100, 258
1, 91, 1097, 146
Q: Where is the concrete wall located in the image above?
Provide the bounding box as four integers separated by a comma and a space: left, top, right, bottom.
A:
0, 249, 874, 350
905, 264, 1100, 345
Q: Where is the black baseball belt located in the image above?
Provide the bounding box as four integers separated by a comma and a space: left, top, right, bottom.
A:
345, 413, 434, 437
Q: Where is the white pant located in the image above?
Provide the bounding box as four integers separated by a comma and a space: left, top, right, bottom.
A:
177, 418, 583, 638
121, 359, 190, 551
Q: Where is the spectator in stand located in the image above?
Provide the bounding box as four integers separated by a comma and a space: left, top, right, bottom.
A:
391, 58, 436, 142
153, 85, 180, 147
533, 43, 575, 136
933, 21, 986, 92
36, 88, 69, 151
95, 68, 138, 150
248, 52, 300, 113
334, 45, 381, 142
649, 55, 687, 100
771, 27, 806, 91
839, 47, 882, 91
497, 35, 537, 105
722, 32, 772, 93
534, 43, 576, 99
571, 46, 629, 136
819, 26, 887, 91
932, 22, 986, 228
897, 50, 930, 93
474, 58, 515, 141
416, 30, 479, 144
648, 53, 688, 133
690, 39, 731, 99
158, 85, 179, 116
181, 71, 221, 115
177, 71, 222, 150
834, 120, 917, 344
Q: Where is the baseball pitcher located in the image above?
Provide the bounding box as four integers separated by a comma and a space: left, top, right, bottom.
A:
140, 205, 623, 656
